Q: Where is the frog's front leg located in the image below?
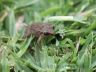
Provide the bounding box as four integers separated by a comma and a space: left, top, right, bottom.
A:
37, 34, 44, 44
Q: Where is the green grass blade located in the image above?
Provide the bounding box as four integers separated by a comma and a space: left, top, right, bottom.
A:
17, 36, 33, 57
1, 49, 10, 72
5, 8, 16, 37
14, 0, 38, 9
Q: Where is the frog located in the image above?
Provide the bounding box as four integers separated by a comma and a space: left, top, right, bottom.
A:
24, 22, 54, 38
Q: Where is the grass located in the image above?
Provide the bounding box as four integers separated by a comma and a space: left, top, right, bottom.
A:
0, 0, 96, 72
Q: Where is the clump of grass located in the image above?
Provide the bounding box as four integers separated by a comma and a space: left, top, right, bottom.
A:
0, 0, 96, 72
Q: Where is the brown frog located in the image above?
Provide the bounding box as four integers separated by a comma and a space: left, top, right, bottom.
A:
24, 22, 55, 53
24, 22, 54, 38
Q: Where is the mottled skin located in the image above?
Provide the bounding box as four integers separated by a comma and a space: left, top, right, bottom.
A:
24, 23, 54, 37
